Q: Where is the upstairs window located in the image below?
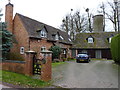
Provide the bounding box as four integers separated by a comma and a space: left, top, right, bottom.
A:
40, 28, 47, 38
109, 37, 112, 43
108, 34, 114, 43
41, 46, 46, 51
88, 37, 93, 43
55, 34, 59, 40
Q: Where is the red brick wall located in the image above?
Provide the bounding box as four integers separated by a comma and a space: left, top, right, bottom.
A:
11, 14, 29, 59
41, 53, 52, 81
30, 38, 53, 58
5, 4, 13, 33
1, 61, 25, 74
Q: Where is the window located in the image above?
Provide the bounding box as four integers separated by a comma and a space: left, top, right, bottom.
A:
55, 34, 59, 40
63, 49, 66, 54
40, 28, 47, 38
20, 47, 24, 54
109, 37, 112, 43
41, 46, 46, 51
88, 37, 93, 43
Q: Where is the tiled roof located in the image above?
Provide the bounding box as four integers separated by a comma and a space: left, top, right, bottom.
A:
17, 13, 72, 45
73, 32, 118, 49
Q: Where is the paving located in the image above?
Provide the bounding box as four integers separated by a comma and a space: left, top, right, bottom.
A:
52, 60, 119, 88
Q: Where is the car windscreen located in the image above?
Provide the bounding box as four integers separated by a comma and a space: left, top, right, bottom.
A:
77, 54, 88, 57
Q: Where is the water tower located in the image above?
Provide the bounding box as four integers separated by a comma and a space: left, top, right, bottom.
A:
93, 15, 104, 32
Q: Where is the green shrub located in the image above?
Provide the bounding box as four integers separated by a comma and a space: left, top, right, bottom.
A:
49, 46, 62, 60
62, 58, 67, 62
111, 34, 120, 64
7, 52, 25, 61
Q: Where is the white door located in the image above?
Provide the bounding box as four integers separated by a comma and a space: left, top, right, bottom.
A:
95, 50, 102, 59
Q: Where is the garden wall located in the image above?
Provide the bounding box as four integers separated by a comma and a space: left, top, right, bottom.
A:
1, 60, 26, 74
111, 34, 120, 64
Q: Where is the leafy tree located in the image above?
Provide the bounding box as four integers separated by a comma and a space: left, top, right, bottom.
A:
0, 22, 13, 60
49, 46, 62, 60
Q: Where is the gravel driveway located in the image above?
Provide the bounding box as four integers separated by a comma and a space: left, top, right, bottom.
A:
52, 60, 119, 88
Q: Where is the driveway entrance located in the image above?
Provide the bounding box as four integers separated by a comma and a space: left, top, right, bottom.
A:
52, 60, 119, 88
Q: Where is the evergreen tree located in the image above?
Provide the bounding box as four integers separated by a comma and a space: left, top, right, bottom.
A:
0, 22, 13, 60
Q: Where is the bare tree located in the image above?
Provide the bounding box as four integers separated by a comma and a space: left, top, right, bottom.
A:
60, 9, 87, 40
98, 2, 106, 31
107, 1, 117, 31
74, 11, 87, 33
85, 8, 93, 32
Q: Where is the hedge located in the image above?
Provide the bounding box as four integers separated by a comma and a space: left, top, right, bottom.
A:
111, 34, 120, 64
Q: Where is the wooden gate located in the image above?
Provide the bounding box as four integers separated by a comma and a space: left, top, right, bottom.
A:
33, 55, 42, 75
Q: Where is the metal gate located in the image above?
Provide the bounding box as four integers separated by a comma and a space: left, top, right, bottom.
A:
33, 56, 42, 75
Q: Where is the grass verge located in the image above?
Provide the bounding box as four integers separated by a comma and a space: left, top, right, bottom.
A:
1, 70, 50, 88
52, 62, 67, 67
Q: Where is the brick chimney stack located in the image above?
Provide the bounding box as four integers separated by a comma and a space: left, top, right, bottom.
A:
5, 2, 13, 33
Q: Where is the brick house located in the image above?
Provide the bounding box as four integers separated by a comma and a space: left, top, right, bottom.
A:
71, 15, 118, 59
5, 2, 72, 60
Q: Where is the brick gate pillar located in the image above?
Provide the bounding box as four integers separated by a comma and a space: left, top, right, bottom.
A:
25, 51, 36, 76
41, 50, 52, 81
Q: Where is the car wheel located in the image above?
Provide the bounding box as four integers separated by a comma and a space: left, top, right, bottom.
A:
76, 60, 79, 63
87, 60, 89, 63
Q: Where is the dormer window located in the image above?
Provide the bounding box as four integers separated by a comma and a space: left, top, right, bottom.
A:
55, 34, 59, 40
87, 35, 94, 43
109, 37, 112, 43
108, 34, 114, 43
40, 28, 47, 38
88, 37, 93, 43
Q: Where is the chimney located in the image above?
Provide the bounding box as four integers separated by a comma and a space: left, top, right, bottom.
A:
5, 2, 13, 33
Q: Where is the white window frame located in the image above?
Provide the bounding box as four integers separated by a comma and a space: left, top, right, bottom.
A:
40, 28, 47, 38
109, 37, 112, 43
20, 47, 24, 54
88, 37, 93, 43
55, 34, 59, 40
41, 46, 46, 51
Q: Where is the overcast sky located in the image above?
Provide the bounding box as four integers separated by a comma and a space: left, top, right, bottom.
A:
1, 0, 113, 31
